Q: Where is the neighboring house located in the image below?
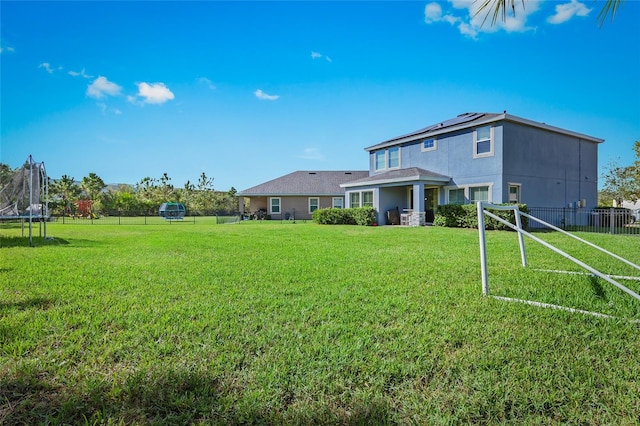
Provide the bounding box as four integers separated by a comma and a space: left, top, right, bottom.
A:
618, 200, 640, 221
239, 170, 368, 220
341, 112, 603, 226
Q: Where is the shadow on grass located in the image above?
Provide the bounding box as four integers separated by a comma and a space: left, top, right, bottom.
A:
0, 236, 70, 248
0, 297, 55, 312
589, 275, 607, 300
1, 367, 391, 425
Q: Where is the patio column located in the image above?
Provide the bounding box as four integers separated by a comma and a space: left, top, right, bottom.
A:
411, 183, 427, 226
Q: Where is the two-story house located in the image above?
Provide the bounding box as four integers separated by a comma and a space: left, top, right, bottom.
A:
341, 112, 603, 226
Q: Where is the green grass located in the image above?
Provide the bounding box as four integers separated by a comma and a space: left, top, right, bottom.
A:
1, 220, 639, 424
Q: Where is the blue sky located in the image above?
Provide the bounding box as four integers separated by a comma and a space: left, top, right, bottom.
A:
1, 0, 639, 191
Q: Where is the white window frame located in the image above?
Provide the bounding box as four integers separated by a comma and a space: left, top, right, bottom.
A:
444, 183, 493, 204
374, 147, 401, 171
308, 197, 319, 214
447, 188, 466, 205
469, 185, 491, 204
387, 147, 401, 169
362, 191, 374, 207
347, 191, 375, 208
421, 138, 437, 152
350, 192, 360, 208
374, 150, 386, 171
473, 125, 494, 158
508, 183, 521, 204
332, 197, 343, 209
269, 197, 281, 215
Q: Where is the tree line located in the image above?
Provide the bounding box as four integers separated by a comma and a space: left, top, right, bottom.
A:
599, 141, 640, 207
0, 164, 242, 217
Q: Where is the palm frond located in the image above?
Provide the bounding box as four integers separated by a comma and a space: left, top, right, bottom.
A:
598, 0, 624, 27
474, 0, 524, 27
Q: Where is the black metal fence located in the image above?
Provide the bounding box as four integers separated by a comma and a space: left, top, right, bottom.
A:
48, 212, 243, 225
528, 207, 640, 236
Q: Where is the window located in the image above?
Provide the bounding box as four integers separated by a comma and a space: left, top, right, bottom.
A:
349, 191, 373, 208
332, 197, 343, 209
362, 191, 374, 207
422, 138, 437, 152
350, 192, 360, 208
375, 151, 386, 171
448, 188, 465, 204
508, 184, 521, 203
269, 197, 281, 214
374, 147, 401, 171
387, 147, 400, 169
474, 125, 493, 158
309, 197, 319, 213
469, 186, 490, 203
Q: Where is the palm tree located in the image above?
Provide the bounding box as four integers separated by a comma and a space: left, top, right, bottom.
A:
475, 0, 624, 27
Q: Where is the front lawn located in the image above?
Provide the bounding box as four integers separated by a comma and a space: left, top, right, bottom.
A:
1, 221, 639, 424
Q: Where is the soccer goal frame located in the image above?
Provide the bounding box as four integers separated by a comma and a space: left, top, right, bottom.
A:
477, 201, 640, 318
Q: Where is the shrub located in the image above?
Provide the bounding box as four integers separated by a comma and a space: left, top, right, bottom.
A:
313, 207, 377, 226
434, 203, 528, 230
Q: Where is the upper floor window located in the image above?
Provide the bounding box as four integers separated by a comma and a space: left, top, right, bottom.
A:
374, 147, 401, 171
474, 125, 493, 158
422, 138, 437, 152
387, 147, 400, 168
375, 151, 386, 170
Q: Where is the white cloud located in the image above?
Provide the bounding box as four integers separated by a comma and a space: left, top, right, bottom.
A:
38, 62, 54, 73
0, 46, 15, 54
133, 82, 175, 105
547, 0, 591, 24
311, 51, 332, 62
68, 68, 93, 79
254, 89, 279, 101
299, 148, 325, 161
197, 77, 216, 90
425, 0, 541, 39
424, 2, 444, 23
87, 76, 122, 99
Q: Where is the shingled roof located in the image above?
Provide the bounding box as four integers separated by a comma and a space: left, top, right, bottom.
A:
341, 167, 450, 188
239, 170, 369, 196
365, 112, 603, 152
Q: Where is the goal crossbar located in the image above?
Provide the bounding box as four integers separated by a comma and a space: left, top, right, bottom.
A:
477, 202, 640, 305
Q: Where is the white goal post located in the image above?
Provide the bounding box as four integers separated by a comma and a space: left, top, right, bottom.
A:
477, 202, 640, 307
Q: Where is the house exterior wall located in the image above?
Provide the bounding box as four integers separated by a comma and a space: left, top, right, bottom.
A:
369, 124, 505, 204
501, 121, 599, 208
247, 195, 344, 220
367, 119, 599, 212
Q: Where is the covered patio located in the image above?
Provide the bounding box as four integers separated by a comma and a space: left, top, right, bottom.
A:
341, 167, 451, 226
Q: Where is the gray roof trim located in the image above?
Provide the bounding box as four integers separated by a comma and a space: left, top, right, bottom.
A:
341, 167, 450, 188
239, 170, 369, 196
365, 112, 604, 152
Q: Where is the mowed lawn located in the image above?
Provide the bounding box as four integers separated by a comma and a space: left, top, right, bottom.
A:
1, 220, 639, 425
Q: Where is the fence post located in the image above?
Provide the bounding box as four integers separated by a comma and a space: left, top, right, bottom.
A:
610, 208, 615, 235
